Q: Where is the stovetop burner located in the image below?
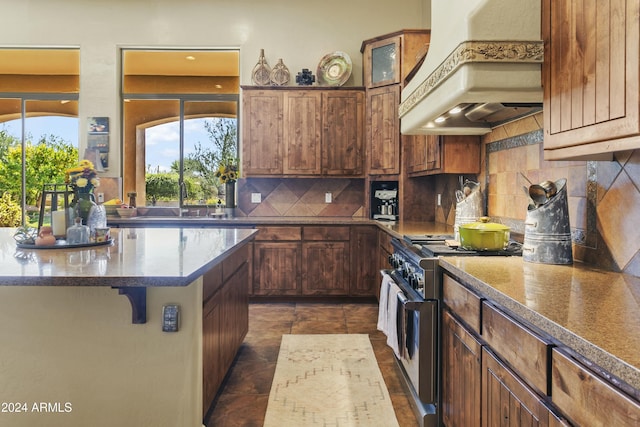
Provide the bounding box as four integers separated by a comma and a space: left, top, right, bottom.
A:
419, 241, 523, 257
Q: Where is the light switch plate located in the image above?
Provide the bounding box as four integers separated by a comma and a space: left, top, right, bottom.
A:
97, 193, 104, 203
251, 193, 261, 203
325, 192, 332, 203
162, 304, 180, 332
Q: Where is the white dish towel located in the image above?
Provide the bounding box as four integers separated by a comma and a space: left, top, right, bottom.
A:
377, 273, 403, 358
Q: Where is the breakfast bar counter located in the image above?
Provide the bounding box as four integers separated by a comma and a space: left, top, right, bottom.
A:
0, 226, 256, 427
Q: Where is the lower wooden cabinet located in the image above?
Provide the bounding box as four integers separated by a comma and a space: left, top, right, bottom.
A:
482, 348, 554, 427
252, 225, 379, 297
349, 226, 379, 296
202, 242, 250, 416
551, 349, 640, 426
442, 310, 482, 427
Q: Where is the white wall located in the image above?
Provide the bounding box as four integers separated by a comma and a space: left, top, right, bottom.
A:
1, 0, 430, 177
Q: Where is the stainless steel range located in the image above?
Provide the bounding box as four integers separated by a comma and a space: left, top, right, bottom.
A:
380, 238, 440, 427
380, 235, 522, 427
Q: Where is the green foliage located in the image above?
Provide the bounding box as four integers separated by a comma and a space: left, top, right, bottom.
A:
0, 133, 77, 207
0, 192, 22, 227
188, 118, 238, 186
145, 173, 179, 200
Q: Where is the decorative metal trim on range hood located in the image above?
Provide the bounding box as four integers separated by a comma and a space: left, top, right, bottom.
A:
399, 39, 544, 135
399, 39, 543, 116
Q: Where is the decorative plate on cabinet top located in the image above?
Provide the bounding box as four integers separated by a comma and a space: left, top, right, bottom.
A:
316, 51, 352, 86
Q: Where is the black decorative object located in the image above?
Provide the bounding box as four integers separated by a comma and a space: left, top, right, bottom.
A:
295, 68, 315, 86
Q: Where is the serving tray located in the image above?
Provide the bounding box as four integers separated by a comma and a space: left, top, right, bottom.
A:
16, 238, 113, 250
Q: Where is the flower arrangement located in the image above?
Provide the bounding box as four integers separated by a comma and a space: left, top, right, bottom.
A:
65, 159, 100, 193
215, 160, 239, 184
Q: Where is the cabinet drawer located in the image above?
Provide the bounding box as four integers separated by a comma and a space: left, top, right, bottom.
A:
303, 226, 350, 241
255, 226, 301, 241
222, 243, 250, 282
482, 302, 551, 395
552, 349, 640, 426
442, 274, 482, 333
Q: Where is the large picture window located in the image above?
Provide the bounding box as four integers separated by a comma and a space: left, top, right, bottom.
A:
122, 49, 240, 208
0, 48, 80, 226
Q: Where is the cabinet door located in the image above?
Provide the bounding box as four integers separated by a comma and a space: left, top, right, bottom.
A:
442, 310, 482, 427
242, 90, 283, 175
203, 295, 223, 415
283, 91, 322, 175
543, 0, 640, 159
425, 135, 442, 171
301, 241, 349, 295
363, 35, 401, 88
322, 90, 364, 176
404, 134, 427, 175
482, 348, 552, 427
253, 242, 301, 295
367, 85, 401, 175
349, 226, 378, 296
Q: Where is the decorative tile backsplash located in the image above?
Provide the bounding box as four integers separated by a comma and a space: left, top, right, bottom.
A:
471, 113, 640, 277
235, 178, 366, 218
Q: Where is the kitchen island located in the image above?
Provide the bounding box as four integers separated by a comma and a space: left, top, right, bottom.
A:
0, 227, 256, 427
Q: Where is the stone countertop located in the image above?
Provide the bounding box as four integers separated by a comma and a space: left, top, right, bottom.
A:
1, 227, 257, 287
439, 256, 640, 392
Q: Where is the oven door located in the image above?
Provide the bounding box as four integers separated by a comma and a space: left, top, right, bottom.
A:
382, 270, 438, 405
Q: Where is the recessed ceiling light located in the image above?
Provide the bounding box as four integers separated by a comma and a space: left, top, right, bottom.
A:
435, 116, 446, 123
449, 106, 463, 114
186, 56, 196, 61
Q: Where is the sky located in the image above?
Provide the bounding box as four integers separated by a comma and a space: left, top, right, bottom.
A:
1, 116, 214, 172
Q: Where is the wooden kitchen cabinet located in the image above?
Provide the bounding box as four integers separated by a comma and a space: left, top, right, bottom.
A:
442, 310, 482, 427
551, 349, 640, 426
242, 87, 364, 177
301, 226, 350, 295
252, 226, 302, 296
241, 89, 283, 175
542, 0, 640, 160
367, 85, 401, 175
349, 225, 379, 296
482, 348, 555, 427
362, 30, 431, 177
405, 134, 481, 177
361, 30, 431, 89
202, 242, 250, 415
322, 90, 365, 176
283, 91, 322, 175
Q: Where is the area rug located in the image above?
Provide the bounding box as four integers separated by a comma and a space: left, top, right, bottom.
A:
264, 334, 400, 427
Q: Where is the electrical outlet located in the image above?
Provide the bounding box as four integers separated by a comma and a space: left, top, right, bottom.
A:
325, 192, 332, 203
437, 194, 442, 206
97, 192, 104, 203
251, 193, 261, 203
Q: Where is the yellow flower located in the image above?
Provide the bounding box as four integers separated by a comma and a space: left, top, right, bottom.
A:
65, 160, 100, 193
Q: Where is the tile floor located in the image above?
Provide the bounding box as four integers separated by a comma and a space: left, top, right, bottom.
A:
205, 302, 420, 427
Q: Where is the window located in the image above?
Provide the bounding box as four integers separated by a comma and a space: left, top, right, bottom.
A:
122, 49, 240, 208
0, 48, 80, 226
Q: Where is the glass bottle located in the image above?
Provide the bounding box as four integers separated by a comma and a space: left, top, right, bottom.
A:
66, 217, 90, 244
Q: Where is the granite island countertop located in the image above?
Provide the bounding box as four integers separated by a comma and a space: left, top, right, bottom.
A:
440, 256, 640, 393
1, 227, 257, 287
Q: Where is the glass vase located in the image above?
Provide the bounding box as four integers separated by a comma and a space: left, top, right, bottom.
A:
74, 192, 97, 227
225, 182, 236, 208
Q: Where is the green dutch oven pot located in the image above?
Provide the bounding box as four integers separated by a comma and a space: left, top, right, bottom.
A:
459, 216, 510, 251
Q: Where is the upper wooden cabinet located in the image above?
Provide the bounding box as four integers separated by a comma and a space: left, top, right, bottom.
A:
542, 0, 640, 160
361, 30, 431, 89
367, 85, 401, 175
242, 86, 364, 177
405, 134, 480, 176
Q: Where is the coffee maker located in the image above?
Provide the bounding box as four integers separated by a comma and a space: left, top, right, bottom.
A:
370, 181, 398, 221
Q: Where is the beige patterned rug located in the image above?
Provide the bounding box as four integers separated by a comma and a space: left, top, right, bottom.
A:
264, 334, 400, 427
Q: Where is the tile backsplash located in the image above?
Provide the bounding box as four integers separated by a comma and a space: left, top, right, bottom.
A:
235, 178, 366, 218
449, 112, 640, 276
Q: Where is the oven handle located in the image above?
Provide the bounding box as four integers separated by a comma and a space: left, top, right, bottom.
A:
381, 269, 424, 311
